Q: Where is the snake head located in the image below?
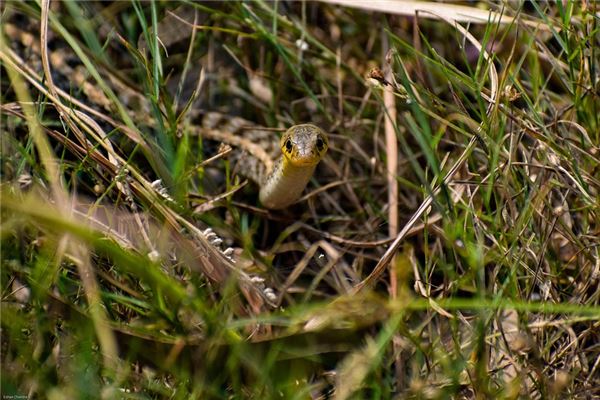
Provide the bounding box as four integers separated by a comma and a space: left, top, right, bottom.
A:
280, 124, 328, 167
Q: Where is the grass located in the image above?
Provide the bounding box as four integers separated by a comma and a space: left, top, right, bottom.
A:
1, 0, 599, 398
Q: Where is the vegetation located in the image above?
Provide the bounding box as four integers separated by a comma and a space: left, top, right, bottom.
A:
1, 1, 599, 398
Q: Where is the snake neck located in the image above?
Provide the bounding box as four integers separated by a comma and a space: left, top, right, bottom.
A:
259, 157, 316, 210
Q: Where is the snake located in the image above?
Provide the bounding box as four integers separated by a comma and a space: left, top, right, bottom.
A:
210, 122, 329, 210
3, 19, 329, 210
258, 124, 328, 209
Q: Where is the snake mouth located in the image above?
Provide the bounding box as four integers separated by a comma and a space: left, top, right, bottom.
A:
286, 152, 321, 167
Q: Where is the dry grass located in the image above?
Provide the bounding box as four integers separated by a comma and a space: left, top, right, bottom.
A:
1, 1, 599, 398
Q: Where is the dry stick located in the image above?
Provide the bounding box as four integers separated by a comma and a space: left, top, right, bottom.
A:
321, 0, 547, 28
193, 181, 248, 214
383, 64, 399, 298
353, 13, 499, 293
381, 34, 402, 389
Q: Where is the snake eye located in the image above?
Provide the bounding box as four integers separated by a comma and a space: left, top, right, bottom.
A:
284, 138, 293, 153
316, 136, 325, 151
